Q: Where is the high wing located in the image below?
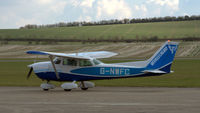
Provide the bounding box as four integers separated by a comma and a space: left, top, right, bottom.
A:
26, 51, 118, 59
75, 51, 118, 59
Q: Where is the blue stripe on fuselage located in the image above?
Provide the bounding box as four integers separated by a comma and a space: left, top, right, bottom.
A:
34, 64, 171, 81
70, 67, 144, 76
35, 72, 164, 81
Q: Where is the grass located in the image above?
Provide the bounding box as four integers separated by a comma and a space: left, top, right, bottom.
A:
0, 59, 200, 87
95, 59, 200, 87
0, 20, 200, 39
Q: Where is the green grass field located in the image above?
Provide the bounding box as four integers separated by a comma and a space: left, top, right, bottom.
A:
0, 59, 199, 87
0, 20, 200, 39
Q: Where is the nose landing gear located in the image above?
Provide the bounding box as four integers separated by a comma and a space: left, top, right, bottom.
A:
40, 83, 56, 91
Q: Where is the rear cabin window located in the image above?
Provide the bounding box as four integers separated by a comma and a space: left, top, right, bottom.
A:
79, 60, 93, 67
63, 58, 77, 66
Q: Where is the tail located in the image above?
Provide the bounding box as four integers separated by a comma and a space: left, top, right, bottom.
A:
145, 41, 179, 73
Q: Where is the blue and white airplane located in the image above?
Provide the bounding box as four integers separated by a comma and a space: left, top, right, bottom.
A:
26, 41, 178, 91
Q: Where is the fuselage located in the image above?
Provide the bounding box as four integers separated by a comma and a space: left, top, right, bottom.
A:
30, 58, 164, 81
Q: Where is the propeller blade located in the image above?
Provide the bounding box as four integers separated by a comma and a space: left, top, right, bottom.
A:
27, 67, 33, 79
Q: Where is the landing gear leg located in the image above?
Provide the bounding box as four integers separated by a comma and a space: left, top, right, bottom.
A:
81, 81, 88, 90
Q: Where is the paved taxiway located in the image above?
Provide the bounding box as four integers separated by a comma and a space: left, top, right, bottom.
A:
0, 87, 200, 113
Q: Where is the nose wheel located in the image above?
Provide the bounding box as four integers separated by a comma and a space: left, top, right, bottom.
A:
40, 82, 56, 91
64, 89, 72, 91
81, 88, 88, 90
43, 89, 49, 91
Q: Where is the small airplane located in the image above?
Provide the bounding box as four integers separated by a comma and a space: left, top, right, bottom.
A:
26, 41, 178, 91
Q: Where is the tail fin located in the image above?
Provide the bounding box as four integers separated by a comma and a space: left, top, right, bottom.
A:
146, 41, 179, 73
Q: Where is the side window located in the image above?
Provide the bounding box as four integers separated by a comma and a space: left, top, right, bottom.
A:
68, 59, 77, 66
63, 59, 68, 65
54, 59, 61, 64
63, 58, 77, 66
79, 60, 93, 67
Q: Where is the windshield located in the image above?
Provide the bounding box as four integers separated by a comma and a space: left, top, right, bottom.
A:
93, 59, 102, 65
53, 57, 61, 64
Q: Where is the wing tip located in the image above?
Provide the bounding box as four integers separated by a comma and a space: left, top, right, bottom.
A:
26, 51, 48, 55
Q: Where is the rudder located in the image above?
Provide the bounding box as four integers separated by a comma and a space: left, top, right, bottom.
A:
146, 41, 179, 73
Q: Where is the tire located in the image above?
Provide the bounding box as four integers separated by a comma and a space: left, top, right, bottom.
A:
64, 89, 72, 91
43, 89, 49, 91
81, 88, 88, 90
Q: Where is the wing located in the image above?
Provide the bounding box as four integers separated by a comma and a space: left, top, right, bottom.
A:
26, 51, 118, 59
26, 51, 90, 59
75, 51, 118, 59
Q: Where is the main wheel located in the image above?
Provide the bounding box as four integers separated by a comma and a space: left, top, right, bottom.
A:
64, 89, 72, 91
43, 89, 49, 91
81, 88, 88, 90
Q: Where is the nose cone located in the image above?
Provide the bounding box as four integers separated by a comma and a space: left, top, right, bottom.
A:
28, 64, 33, 68
28, 61, 50, 73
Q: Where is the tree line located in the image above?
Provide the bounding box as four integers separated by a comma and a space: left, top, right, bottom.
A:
20, 15, 200, 29
1, 36, 200, 45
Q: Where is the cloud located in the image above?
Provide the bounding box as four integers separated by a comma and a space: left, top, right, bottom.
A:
147, 0, 179, 11
36, 0, 54, 4
0, 0, 68, 28
16, 18, 40, 27
134, 4, 147, 13
70, 0, 80, 7
70, 0, 95, 8
49, 1, 67, 14
96, 0, 132, 20
80, 0, 95, 8
77, 16, 92, 22
35, 0, 67, 14
133, 4, 147, 18
0, 0, 195, 29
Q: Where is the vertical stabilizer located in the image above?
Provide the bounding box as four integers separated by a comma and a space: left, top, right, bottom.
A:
146, 41, 179, 73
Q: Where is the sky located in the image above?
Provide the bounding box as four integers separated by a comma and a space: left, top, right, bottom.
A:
0, 0, 200, 29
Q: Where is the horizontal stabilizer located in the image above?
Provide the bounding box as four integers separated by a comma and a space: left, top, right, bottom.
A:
143, 70, 167, 74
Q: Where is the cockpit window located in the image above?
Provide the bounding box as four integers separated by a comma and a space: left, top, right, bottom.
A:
54, 58, 61, 64
63, 58, 77, 66
79, 60, 92, 67
93, 59, 102, 65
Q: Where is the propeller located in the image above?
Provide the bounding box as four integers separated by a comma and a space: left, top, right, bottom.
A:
27, 67, 33, 79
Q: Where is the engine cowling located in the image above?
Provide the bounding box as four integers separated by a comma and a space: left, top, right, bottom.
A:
61, 83, 78, 90
79, 81, 95, 88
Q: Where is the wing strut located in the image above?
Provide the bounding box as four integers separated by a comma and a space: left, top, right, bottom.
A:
49, 55, 60, 80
